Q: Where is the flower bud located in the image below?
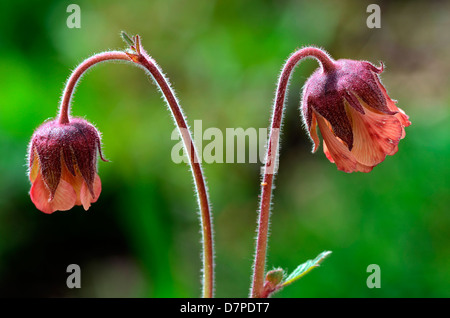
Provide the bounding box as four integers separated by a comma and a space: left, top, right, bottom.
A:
28, 117, 107, 213
301, 59, 411, 172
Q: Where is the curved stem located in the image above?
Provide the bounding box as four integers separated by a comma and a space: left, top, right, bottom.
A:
127, 38, 215, 298
59, 51, 131, 124
250, 47, 335, 298
59, 38, 214, 298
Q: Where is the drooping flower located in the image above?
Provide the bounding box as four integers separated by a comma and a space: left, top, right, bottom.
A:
28, 117, 107, 213
301, 58, 411, 173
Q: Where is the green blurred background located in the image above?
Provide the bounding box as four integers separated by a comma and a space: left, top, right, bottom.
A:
0, 0, 449, 298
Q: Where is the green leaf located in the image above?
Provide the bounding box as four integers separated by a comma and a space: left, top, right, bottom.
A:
121, 31, 134, 47
281, 251, 332, 287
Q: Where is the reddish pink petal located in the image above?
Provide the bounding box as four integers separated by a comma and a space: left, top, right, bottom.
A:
60, 161, 85, 205
51, 179, 78, 211
80, 174, 102, 211
376, 79, 411, 130
356, 162, 374, 173
30, 173, 76, 214
348, 105, 403, 167
390, 103, 410, 139
322, 142, 335, 163
317, 114, 358, 173
93, 174, 102, 200
323, 142, 375, 175
309, 113, 320, 153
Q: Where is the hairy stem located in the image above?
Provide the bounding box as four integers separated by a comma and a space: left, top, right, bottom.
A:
250, 47, 335, 298
59, 51, 130, 124
59, 37, 214, 298
127, 37, 215, 298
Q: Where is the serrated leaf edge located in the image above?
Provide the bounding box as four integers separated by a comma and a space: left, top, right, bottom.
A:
280, 250, 332, 287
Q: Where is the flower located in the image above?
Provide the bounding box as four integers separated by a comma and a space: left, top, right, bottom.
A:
301, 58, 411, 173
28, 117, 107, 213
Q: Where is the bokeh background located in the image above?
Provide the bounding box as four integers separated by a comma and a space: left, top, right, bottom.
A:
0, 0, 449, 298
